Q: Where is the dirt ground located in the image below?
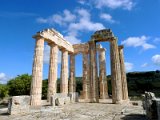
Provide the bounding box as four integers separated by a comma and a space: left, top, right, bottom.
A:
0, 100, 147, 120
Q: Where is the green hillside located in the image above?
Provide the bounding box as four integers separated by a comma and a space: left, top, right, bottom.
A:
0, 70, 160, 100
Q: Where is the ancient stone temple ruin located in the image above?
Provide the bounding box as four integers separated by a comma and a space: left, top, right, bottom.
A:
30, 28, 128, 105
8, 28, 129, 114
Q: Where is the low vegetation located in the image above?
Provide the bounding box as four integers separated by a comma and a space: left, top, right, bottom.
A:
0, 70, 160, 100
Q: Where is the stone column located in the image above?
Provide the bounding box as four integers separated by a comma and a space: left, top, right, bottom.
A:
82, 52, 90, 99
69, 54, 76, 93
118, 45, 128, 100
88, 41, 99, 103
30, 37, 44, 106
110, 38, 122, 104
47, 43, 58, 102
99, 48, 108, 99
60, 49, 68, 94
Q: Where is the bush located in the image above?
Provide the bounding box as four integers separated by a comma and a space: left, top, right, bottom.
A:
0, 84, 9, 99
7, 74, 32, 96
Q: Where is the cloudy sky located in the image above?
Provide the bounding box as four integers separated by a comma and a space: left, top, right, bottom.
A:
0, 0, 160, 84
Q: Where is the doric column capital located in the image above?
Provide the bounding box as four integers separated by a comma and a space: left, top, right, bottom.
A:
98, 48, 106, 52
48, 42, 56, 47
109, 37, 118, 42
118, 45, 124, 49
60, 48, 67, 52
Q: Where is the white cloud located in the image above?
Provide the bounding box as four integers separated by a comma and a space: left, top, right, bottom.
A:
0, 73, 10, 84
93, 0, 134, 10
43, 45, 61, 64
100, 13, 115, 23
78, 0, 86, 5
152, 54, 160, 66
37, 8, 105, 45
69, 9, 105, 32
121, 35, 156, 50
64, 35, 81, 44
125, 62, 133, 71
141, 63, 149, 68
37, 9, 76, 25
154, 37, 160, 43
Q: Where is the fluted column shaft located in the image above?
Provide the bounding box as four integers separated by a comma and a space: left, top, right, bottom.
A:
118, 45, 128, 100
30, 38, 44, 106
47, 44, 58, 102
99, 49, 108, 99
60, 49, 68, 94
89, 41, 99, 103
82, 52, 90, 99
110, 38, 122, 104
69, 54, 76, 93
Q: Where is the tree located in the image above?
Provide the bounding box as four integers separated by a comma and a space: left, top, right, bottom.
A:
7, 74, 32, 96
0, 84, 9, 99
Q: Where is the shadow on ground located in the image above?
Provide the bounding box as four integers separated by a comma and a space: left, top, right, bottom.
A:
121, 114, 148, 120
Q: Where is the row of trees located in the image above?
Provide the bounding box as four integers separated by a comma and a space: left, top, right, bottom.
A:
0, 70, 160, 100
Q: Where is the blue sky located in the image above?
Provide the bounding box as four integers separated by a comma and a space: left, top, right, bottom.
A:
0, 0, 160, 83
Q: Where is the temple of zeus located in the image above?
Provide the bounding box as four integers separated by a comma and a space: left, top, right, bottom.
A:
30, 28, 129, 106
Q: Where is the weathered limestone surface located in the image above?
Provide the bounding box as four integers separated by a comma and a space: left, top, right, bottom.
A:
47, 44, 58, 102
8, 96, 30, 115
60, 49, 69, 94
33, 29, 74, 53
69, 54, 76, 93
2, 100, 146, 120
118, 45, 128, 100
73, 43, 89, 54
88, 41, 99, 103
51, 93, 70, 106
110, 38, 122, 104
69, 92, 79, 103
142, 92, 160, 120
30, 38, 44, 106
82, 52, 90, 99
99, 48, 108, 99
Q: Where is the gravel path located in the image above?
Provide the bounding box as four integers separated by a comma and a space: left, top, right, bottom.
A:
0, 101, 147, 120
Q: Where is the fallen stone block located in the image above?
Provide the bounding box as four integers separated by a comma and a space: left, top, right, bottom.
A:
55, 98, 64, 106
8, 95, 30, 115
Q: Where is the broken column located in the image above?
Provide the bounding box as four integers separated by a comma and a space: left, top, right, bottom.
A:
69, 54, 76, 93
82, 52, 90, 100
118, 45, 128, 100
110, 38, 122, 104
60, 49, 68, 94
99, 48, 108, 99
47, 43, 58, 102
30, 37, 44, 106
88, 41, 99, 103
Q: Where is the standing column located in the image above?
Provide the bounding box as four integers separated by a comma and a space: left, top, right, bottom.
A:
47, 43, 58, 102
30, 37, 44, 106
69, 54, 76, 93
110, 38, 122, 104
82, 52, 90, 99
118, 45, 128, 100
99, 48, 108, 99
88, 41, 99, 103
60, 49, 69, 94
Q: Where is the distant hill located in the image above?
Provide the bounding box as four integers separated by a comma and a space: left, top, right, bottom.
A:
1, 71, 160, 100
73, 70, 160, 98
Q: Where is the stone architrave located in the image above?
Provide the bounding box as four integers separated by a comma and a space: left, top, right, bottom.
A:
82, 52, 90, 99
60, 49, 69, 94
47, 43, 58, 102
99, 48, 108, 99
110, 38, 122, 104
118, 45, 128, 100
69, 54, 76, 93
88, 41, 99, 103
30, 38, 44, 106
